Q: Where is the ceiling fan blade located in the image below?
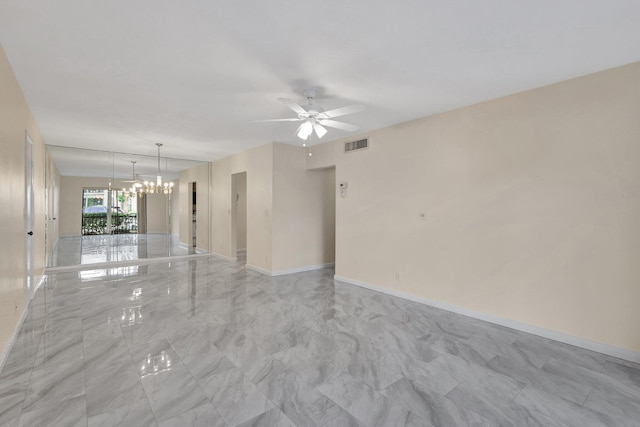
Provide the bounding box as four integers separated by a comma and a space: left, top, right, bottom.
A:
277, 98, 308, 116
318, 119, 359, 132
321, 104, 365, 118
251, 118, 303, 122
314, 123, 327, 138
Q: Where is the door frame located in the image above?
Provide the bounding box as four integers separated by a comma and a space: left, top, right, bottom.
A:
24, 132, 34, 302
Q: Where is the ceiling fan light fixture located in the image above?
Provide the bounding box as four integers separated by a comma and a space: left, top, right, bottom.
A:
313, 123, 327, 138
297, 121, 313, 140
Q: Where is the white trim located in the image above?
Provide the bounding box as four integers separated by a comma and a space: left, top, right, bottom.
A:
0, 301, 29, 371
45, 253, 214, 273
245, 264, 271, 275
210, 252, 237, 262
333, 275, 640, 364
271, 263, 335, 277
0, 274, 46, 372
247, 263, 335, 277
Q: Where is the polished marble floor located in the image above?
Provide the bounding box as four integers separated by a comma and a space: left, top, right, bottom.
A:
50, 234, 207, 268
1, 257, 639, 426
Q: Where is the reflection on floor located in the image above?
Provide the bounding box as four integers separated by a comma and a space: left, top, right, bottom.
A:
50, 234, 208, 268
1, 255, 639, 426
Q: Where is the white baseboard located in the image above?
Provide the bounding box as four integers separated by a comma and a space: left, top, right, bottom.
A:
210, 252, 237, 262
246, 263, 335, 277
333, 275, 640, 364
271, 263, 335, 277
0, 273, 46, 373
245, 264, 271, 275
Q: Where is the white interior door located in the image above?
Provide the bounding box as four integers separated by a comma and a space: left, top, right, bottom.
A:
24, 133, 34, 302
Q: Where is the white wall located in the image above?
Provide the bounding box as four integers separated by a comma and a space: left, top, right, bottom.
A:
307, 62, 640, 354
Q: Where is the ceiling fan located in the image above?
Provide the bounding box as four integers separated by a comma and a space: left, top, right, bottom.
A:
255, 88, 365, 142
122, 161, 142, 187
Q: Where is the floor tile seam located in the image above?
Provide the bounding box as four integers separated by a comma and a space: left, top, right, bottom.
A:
203, 359, 275, 426
264, 405, 297, 427
163, 338, 217, 421
486, 357, 602, 407
508, 382, 528, 408
580, 386, 595, 408
514, 382, 609, 424
315, 386, 365, 427
16, 391, 89, 426
542, 356, 634, 396
170, 337, 237, 396
408, 361, 462, 397
119, 327, 162, 426
24, 360, 87, 406
0, 390, 27, 427
11, 331, 44, 426
542, 388, 636, 427
315, 405, 355, 427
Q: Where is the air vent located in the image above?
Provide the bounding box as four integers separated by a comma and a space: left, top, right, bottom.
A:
344, 138, 368, 153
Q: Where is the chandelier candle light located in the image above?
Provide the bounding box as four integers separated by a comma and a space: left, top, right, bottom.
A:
123, 161, 144, 197
143, 143, 174, 194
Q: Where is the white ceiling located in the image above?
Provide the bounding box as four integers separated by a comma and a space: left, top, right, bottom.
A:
1, 1, 640, 176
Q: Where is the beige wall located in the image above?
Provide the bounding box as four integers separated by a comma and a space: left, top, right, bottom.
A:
45, 155, 61, 264
210, 143, 335, 273
146, 193, 170, 233
307, 62, 640, 354
179, 163, 210, 250
210, 143, 273, 269
170, 179, 180, 236
272, 143, 335, 271
232, 172, 247, 251
0, 44, 58, 357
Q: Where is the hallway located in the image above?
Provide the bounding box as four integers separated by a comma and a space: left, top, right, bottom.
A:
0, 252, 639, 426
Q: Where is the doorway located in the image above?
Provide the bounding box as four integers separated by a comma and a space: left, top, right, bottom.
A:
45, 161, 58, 267
81, 188, 141, 235
189, 182, 197, 248
231, 172, 247, 264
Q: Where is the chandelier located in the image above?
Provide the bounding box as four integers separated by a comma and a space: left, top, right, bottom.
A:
123, 161, 144, 198
143, 143, 174, 195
